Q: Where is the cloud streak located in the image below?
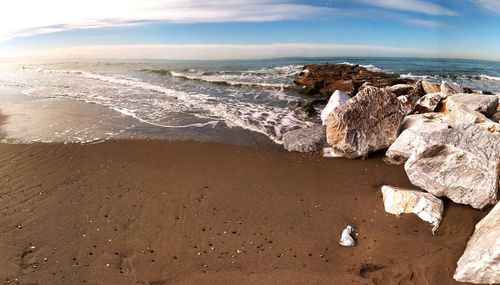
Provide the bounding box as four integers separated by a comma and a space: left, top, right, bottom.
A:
0, 0, 452, 42
476, 0, 500, 13
354, 0, 458, 16
0, 0, 335, 41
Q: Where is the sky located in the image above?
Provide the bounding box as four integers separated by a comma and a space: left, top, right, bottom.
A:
0, 0, 499, 60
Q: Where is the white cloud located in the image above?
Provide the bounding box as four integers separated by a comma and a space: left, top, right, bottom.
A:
3, 43, 433, 60
477, 0, 500, 13
0, 0, 335, 41
355, 0, 458, 16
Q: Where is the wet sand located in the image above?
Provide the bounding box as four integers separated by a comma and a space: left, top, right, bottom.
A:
0, 140, 488, 284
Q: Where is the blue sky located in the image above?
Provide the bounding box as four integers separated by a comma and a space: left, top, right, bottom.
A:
0, 0, 499, 60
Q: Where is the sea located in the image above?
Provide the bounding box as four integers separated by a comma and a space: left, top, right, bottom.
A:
0, 57, 499, 145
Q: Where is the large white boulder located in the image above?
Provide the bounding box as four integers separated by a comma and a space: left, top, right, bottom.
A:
385, 113, 449, 165
405, 125, 500, 209
320, 90, 350, 125
447, 93, 499, 116
454, 202, 500, 284
381, 185, 443, 234
326, 86, 406, 159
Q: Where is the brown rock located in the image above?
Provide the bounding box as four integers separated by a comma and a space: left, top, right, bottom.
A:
422, 80, 440, 94
294, 64, 413, 97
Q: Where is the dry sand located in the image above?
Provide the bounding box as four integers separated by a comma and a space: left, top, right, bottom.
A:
0, 140, 489, 284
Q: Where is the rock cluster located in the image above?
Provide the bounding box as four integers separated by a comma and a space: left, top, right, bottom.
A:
294, 63, 412, 97
285, 63, 500, 283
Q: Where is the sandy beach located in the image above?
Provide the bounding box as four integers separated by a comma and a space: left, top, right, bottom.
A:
0, 139, 489, 284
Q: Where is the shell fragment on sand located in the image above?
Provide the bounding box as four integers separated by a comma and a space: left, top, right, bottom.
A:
454, 202, 500, 284
381, 185, 443, 234
339, 226, 356, 247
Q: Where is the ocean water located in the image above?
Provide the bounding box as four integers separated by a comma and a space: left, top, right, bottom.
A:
0, 57, 499, 144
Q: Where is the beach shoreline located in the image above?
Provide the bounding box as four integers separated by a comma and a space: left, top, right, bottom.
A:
0, 139, 488, 284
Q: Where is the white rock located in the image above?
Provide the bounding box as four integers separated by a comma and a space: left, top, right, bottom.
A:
385, 113, 449, 165
381, 185, 443, 234
405, 125, 500, 209
447, 93, 499, 116
414, 92, 443, 113
339, 225, 356, 247
441, 81, 463, 97
321, 90, 350, 125
454, 202, 500, 284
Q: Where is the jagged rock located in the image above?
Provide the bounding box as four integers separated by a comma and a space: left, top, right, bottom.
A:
387, 84, 415, 96
441, 81, 463, 97
413, 93, 442, 113
405, 125, 500, 209
447, 93, 499, 116
282, 125, 325, 153
326, 86, 406, 159
454, 202, 500, 284
422, 80, 440, 94
320, 90, 350, 125
385, 113, 449, 165
381, 185, 443, 234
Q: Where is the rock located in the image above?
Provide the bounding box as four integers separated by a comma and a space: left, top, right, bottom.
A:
282, 125, 325, 153
320, 80, 356, 96
293, 64, 413, 97
339, 226, 356, 247
405, 125, 500, 209
387, 84, 415, 96
381, 185, 443, 234
447, 93, 499, 116
441, 81, 463, 97
301, 98, 327, 117
385, 113, 449, 165
413, 92, 442, 113
454, 202, 500, 284
449, 104, 488, 127
397, 95, 414, 115
320, 90, 350, 125
422, 80, 440, 94
492, 111, 500, 123
326, 86, 406, 159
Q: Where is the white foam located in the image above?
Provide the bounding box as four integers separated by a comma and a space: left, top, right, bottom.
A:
480, 74, 500, 81
25, 67, 312, 143
339, 62, 382, 72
